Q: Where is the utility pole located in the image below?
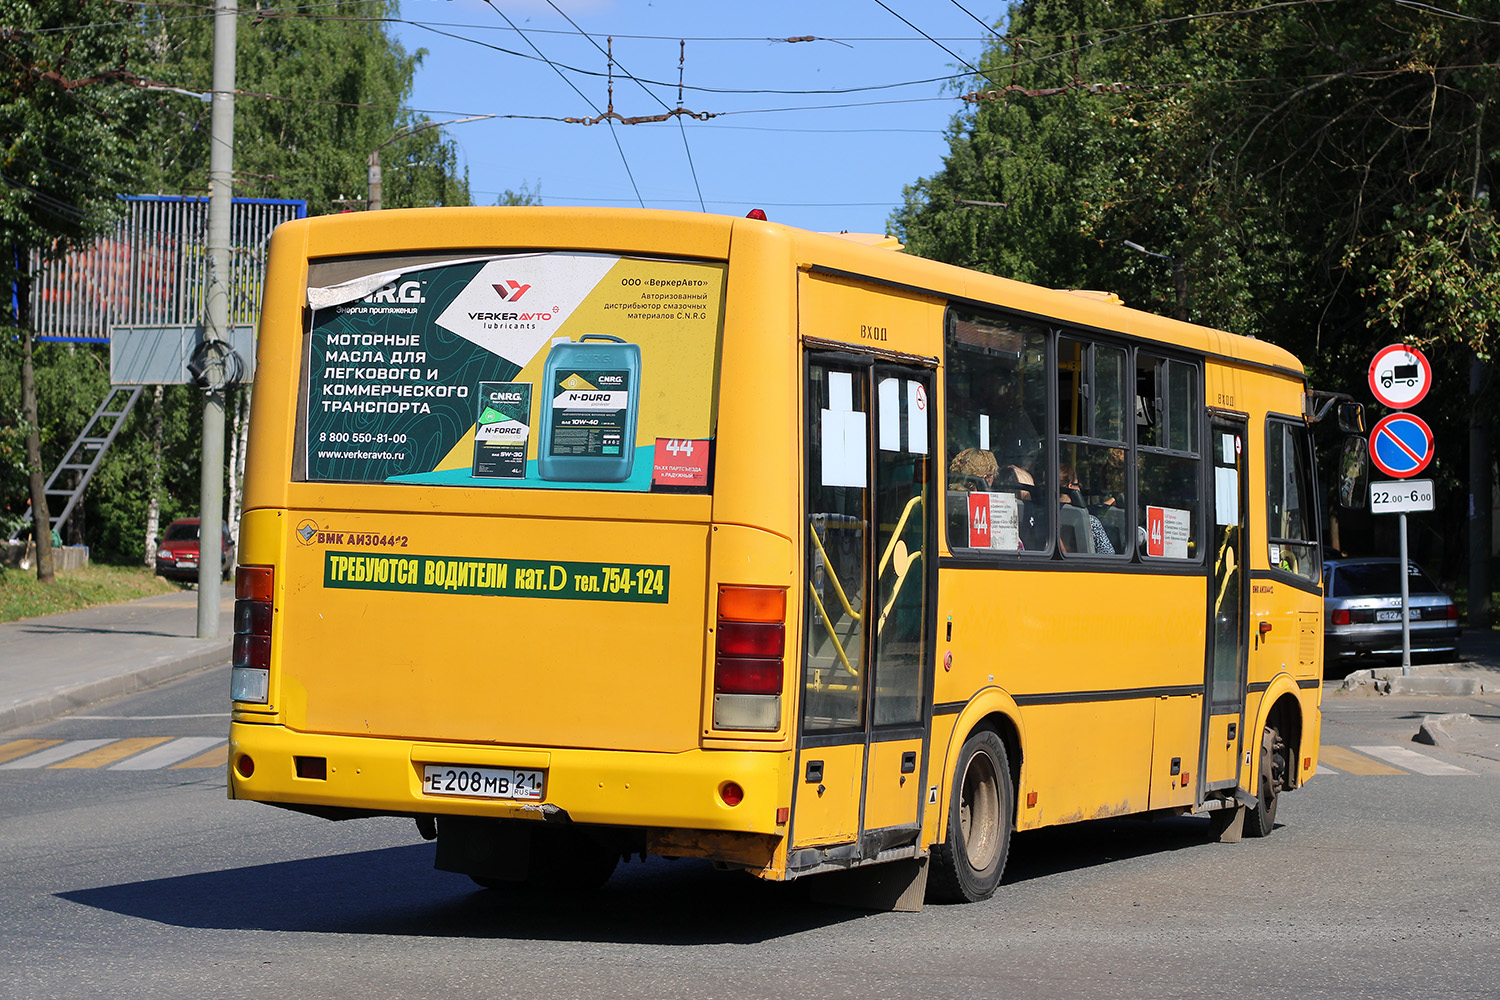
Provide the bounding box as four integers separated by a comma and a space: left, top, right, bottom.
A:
367, 151, 382, 211
198, 0, 236, 637
1123, 240, 1189, 322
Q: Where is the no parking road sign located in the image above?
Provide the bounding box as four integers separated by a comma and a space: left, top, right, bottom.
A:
1369, 413, 1434, 478
1368, 344, 1432, 409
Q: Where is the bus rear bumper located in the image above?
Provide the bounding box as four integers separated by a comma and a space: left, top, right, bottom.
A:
227, 721, 790, 836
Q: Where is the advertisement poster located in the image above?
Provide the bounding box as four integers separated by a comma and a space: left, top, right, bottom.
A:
304, 253, 725, 492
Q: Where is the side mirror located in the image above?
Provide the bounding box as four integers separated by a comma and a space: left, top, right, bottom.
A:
1337, 436, 1369, 509
1336, 401, 1365, 435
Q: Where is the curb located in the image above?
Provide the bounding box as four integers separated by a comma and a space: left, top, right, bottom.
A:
0, 645, 229, 734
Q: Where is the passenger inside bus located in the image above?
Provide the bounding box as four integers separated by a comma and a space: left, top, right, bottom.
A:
1058, 462, 1115, 555
996, 465, 1040, 550
947, 447, 998, 491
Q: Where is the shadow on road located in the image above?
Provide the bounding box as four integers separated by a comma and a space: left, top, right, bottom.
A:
59, 815, 1234, 940
1004, 813, 1230, 885
57, 843, 866, 944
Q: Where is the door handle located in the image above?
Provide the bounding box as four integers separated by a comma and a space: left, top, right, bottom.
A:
901, 751, 917, 774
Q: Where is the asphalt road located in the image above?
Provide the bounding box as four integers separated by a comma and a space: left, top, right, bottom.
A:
2, 669, 1498, 1000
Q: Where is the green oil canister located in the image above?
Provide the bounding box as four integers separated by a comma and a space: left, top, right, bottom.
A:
537, 334, 641, 482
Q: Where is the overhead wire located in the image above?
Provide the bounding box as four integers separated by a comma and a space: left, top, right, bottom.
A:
542, 0, 705, 212
479, 0, 644, 209
945, 0, 999, 36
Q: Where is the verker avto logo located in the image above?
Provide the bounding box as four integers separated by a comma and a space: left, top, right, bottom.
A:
492, 280, 532, 302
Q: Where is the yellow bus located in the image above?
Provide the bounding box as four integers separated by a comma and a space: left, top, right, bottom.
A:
228, 207, 1361, 904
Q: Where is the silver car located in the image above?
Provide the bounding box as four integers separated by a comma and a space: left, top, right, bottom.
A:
1323, 557, 1459, 661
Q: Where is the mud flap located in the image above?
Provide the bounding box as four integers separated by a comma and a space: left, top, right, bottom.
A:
1215, 805, 1246, 843
808, 857, 929, 913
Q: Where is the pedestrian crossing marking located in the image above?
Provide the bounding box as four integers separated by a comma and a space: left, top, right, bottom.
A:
0, 739, 114, 769
0, 739, 62, 765
1352, 745, 1476, 776
170, 743, 229, 769
50, 736, 172, 769
108, 736, 226, 770
0, 737, 1474, 777
0, 737, 228, 771
1319, 746, 1408, 775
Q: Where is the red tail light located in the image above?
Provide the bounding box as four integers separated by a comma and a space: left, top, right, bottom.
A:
1447, 604, 1459, 620
232, 566, 274, 703
1331, 609, 1351, 625
716, 620, 784, 658
713, 585, 786, 729
714, 657, 783, 695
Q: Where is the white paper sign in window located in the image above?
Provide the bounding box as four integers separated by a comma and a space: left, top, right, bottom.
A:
878, 377, 900, 452
907, 380, 929, 455
1215, 466, 1239, 526
821, 372, 866, 488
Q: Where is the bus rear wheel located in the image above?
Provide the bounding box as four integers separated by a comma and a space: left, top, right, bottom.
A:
1244, 725, 1286, 838
928, 729, 1012, 903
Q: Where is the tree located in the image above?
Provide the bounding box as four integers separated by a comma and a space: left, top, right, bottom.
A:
1, 0, 154, 581
892, 0, 1499, 588
136, 0, 471, 213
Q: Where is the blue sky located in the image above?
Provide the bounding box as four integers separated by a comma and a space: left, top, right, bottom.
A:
388, 0, 1000, 235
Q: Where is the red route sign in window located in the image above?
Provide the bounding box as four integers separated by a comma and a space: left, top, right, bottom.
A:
967, 492, 992, 548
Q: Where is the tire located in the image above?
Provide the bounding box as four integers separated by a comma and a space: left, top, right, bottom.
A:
1244, 725, 1286, 838
928, 729, 1012, 903
525, 827, 619, 892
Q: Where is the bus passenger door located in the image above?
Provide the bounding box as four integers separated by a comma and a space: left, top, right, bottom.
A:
1203, 414, 1249, 790
793, 355, 935, 869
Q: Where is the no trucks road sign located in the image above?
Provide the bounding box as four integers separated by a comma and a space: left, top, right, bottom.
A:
1369, 413, 1434, 479
1368, 344, 1432, 409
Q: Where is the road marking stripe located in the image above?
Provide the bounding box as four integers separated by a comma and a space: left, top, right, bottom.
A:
70, 713, 231, 720
49, 737, 172, 769
1314, 764, 1339, 776
108, 736, 226, 771
0, 739, 62, 765
1319, 746, 1407, 775
170, 744, 229, 769
0, 739, 114, 769
1352, 745, 1476, 776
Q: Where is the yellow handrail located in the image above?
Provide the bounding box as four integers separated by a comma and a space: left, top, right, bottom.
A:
877, 495, 924, 576
806, 581, 857, 676
807, 519, 861, 623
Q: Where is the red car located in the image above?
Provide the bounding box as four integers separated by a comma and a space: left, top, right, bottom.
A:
154, 518, 236, 582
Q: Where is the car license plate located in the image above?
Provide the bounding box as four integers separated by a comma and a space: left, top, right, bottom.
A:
178, 559, 198, 569
421, 764, 544, 800
1375, 609, 1404, 622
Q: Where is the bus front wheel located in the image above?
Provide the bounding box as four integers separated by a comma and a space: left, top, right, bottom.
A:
1244, 725, 1286, 838
928, 729, 1012, 903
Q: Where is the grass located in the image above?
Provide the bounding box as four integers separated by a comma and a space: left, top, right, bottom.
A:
0, 563, 183, 624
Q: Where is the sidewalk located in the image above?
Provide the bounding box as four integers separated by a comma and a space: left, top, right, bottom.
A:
1334, 628, 1500, 695
0, 585, 232, 733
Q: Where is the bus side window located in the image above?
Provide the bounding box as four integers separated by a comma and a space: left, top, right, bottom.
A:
1136, 353, 1202, 559
944, 308, 1050, 555
1057, 338, 1128, 557
1267, 420, 1319, 582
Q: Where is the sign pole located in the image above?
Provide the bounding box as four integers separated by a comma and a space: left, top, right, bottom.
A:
1399, 512, 1411, 675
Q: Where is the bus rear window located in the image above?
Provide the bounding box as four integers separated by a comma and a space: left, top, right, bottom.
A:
301, 251, 725, 493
